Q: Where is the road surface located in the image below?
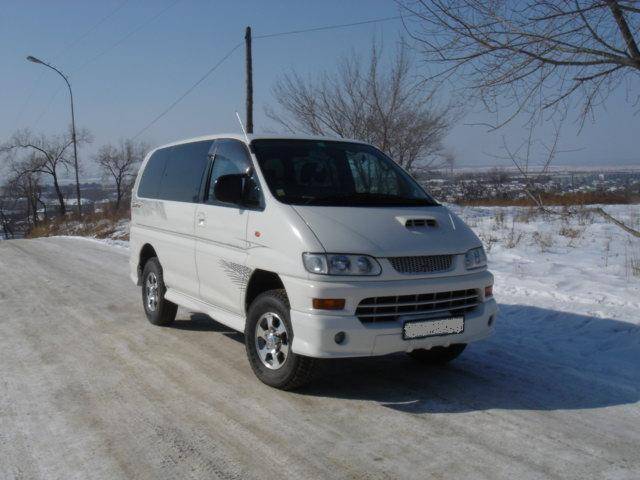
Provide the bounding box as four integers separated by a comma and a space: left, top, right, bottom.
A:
1, 237, 638, 479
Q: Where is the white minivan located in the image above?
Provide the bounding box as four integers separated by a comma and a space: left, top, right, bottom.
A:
130, 134, 497, 390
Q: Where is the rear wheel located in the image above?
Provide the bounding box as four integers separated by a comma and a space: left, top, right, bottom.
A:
245, 289, 316, 390
142, 257, 177, 326
408, 344, 467, 364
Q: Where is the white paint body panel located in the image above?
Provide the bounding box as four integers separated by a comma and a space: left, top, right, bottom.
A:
194, 203, 248, 314
130, 133, 497, 358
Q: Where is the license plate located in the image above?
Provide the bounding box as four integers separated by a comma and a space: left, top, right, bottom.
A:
402, 316, 464, 340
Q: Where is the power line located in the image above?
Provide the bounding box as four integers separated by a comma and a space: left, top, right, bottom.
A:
74, 0, 183, 74
14, 0, 131, 128
131, 14, 404, 138
254, 15, 403, 39
61, 0, 131, 55
132, 42, 243, 139
31, 0, 183, 129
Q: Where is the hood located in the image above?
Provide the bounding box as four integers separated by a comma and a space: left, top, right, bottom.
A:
291, 205, 481, 257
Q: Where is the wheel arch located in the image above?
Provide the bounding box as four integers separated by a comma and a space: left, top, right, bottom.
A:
244, 269, 286, 313
137, 243, 158, 285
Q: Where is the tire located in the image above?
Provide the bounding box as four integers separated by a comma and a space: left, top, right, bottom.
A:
141, 257, 178, 327
245, 289, 316, 390
408, 344, 467, 364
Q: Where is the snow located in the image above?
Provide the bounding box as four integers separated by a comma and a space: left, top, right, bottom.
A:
452, 204, 640, 388
54, 234, 130, 251
452, 204, 640, 322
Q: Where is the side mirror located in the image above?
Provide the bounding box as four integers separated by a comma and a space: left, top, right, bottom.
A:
214, 174, 245, 205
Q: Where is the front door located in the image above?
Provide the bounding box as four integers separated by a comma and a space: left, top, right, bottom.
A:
195, 139, 256, 315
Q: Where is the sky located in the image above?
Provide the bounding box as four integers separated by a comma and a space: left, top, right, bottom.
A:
1, 0, 638, 180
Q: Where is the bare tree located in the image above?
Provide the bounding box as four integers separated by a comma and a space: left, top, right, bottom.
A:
6, 155, 45, 228
0, 184, 16, 239
1, 129, 91, 216
493, 124, 640, 236
266, 40, 456, 172
485, 167, 511, 199
95, 139, 147, 210
492, 126, 561, 209
399, 0, 640, 128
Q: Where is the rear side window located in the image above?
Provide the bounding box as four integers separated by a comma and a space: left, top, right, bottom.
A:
159, 141, 214, 202
137, 148, 169, 199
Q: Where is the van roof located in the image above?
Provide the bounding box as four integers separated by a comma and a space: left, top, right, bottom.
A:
154, 133, 371, 151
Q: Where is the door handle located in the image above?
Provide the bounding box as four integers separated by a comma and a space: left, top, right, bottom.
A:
197, 212, 206, 226
131, 201, 142, 209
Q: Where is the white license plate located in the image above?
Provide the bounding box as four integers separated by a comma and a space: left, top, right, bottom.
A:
402, 316, 464, 340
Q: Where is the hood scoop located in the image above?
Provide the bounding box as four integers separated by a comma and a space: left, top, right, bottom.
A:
397, 216, 437, 229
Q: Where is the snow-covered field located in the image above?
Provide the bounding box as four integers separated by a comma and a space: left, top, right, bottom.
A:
454, 204, 640, 320
454, 204, 640, 385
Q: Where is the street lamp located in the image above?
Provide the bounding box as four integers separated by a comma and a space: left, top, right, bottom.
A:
26, 55, 82, 218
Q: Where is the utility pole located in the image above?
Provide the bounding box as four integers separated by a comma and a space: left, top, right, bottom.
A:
245, 26, 253, 134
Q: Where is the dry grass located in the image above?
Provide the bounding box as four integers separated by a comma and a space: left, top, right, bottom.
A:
476, 231, 496, 252
504, 223, 524, 248
532, 231, 554, 252
28, 209, 130, 240
626, 246, 640, 279
558, 226, 582, 239
514, 208, 541, 224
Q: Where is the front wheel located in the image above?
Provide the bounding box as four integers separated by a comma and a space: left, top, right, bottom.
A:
408, 344, 467, 364
245, 289, 316, 390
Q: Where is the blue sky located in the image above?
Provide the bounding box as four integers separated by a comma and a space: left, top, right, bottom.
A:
1, 0, 638, 174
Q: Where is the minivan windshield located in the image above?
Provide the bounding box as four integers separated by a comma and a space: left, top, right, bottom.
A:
251, 139, 438, 207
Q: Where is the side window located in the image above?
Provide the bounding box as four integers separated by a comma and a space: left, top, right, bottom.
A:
137, 148, 169, 199
158, 141, 214, 202
207, 140, 261, 206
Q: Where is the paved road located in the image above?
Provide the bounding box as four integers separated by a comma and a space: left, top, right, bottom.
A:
1, 237, 638, 480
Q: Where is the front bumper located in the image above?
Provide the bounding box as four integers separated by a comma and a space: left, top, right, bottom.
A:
283, 271, 498, 358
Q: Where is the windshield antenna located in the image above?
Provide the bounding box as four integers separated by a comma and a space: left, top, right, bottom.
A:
235, 111, 250, 143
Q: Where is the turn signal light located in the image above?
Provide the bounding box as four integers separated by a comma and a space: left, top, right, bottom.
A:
484, 285, 493, 298
312, 298, 346, 310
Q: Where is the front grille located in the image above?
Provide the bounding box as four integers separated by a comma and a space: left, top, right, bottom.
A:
388, 255, 453, 274
356, 288, 479, 323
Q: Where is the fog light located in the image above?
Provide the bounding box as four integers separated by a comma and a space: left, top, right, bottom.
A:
312, 298, 345, 310
334, 332, 346, 344
484, 285, 493, 298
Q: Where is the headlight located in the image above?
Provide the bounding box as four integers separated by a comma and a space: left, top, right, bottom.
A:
302, 253, 381, 276
465, 247, 487, 270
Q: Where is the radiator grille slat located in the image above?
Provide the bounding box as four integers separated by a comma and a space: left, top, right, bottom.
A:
388, 255, 453, 274
356, 288, 479, 324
